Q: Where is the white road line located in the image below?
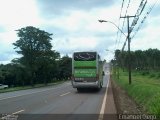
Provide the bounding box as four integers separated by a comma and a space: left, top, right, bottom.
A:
98, 78, 110, 120
12, 109, 25, 115
1, 109, 25, 119
0, 83, 70, 101
60, 92, 71, 96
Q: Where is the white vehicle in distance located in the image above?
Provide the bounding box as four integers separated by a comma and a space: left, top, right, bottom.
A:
0, 84, 8, 89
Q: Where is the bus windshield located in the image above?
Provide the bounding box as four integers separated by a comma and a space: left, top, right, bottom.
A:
74, 52, 96, 61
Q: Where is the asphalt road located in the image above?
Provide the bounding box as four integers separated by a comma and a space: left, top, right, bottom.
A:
0, 64, 110, 120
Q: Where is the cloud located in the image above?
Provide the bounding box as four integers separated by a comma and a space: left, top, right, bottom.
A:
37, 0, 116, 18
52, 33, 116, 60
38, 5, 122, 60
0, 0, 41, 30
132, 22, 160, 50
150, 5, 160, 17
0, 53, 10, 61
0, 31, 19, 64
0, 0, 160, 64
0, 26, 6, 32
53, 37, 98, 52
0, 50, 20, 64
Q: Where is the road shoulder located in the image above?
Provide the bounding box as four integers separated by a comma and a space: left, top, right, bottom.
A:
112, 78, 144, 115
103, 78, 117, 120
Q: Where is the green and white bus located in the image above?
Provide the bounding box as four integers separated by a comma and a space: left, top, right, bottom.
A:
71, 51, 104, 91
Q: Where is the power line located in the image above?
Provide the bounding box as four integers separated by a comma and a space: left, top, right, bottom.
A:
114, 0, 124, 50
116, 0, 131, 49
131, 0, 159, 39
130, 0, 148, 33
120, 0, 159, 84
121, 0, 148, 51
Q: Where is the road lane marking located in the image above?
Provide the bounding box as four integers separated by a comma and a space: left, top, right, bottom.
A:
60, 92, 71, 96
0, 82, 71, 101
98, 78, 110, 120
12, 109, 25, 115
1, 109, 25, 119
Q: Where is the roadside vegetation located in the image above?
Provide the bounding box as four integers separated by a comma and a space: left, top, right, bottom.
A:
0, 80, 66, 93
0, 26, 72, 90
113, 70, 160, 114
111, 49, 160, 115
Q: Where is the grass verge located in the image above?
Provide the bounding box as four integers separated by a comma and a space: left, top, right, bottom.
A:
113, 69, 160, 115
0, 80, 67, 93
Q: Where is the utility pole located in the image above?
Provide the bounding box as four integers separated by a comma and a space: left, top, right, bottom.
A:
120, 15, 136, 84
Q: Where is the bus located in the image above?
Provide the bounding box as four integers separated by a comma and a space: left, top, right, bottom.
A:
71, 51, 104, 92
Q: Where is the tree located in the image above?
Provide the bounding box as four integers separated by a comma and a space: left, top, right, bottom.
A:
13, 26, 58, 85
112, 49, 160, 72
58, 55, 72, 80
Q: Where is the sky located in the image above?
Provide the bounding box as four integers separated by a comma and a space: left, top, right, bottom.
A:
0, 0, 160, 64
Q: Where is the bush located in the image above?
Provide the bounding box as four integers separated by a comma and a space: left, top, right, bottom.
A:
149, 73, 156, 78
114, 70, 160, 114
156, 73, 160, 79
141, 71, 150, 76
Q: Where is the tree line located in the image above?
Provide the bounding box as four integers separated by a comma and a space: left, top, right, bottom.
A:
112, 49, 160, 71
0, 26, 72, 87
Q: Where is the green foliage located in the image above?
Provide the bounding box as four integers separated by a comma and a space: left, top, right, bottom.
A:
141, 71, 150, 76
149, 73, 156, 78
113, 69, 160, 114
112, 48, 160, 114
112, 49, 160, 71
0, 80, 66, 93
57, 55, 72, 80
13, 26, 55, 85
0, 26, 72, 88
157, 73, 160, 78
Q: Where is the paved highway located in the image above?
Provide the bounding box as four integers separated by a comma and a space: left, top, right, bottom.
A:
0, 64, 110, 120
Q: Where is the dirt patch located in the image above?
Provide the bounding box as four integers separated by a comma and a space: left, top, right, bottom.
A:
111, 77, 144, 114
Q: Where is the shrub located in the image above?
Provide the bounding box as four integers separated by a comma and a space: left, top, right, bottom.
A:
149, 73, 156, 78
141, 71, 150, 76
156, 73, 160, 79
